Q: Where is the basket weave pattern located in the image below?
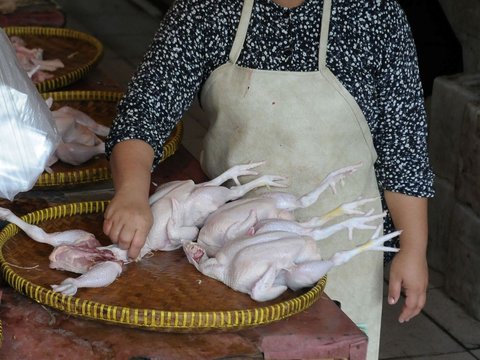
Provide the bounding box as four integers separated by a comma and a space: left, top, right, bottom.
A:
0, 201, 326, 331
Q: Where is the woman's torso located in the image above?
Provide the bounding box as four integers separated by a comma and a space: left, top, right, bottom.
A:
107, 0, 434, 202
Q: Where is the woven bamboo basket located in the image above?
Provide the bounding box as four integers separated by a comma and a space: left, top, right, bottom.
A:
0, 201, 327, 332
35, 90, 183, 188
5, 26, 103, 92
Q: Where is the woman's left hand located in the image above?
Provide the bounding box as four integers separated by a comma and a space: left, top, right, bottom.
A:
388, 248, 428, 323
384, 190, 429, 323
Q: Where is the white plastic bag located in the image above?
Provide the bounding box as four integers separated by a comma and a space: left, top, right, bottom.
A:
0, 28, 59, 200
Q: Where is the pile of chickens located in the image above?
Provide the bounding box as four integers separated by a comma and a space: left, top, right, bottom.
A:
0, 162, 400, 301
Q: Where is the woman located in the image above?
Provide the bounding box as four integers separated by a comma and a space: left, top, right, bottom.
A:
103, 1, 434, 358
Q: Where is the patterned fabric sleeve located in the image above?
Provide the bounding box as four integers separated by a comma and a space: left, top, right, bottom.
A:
105, 0, 211, 168
372, 0, 435, 197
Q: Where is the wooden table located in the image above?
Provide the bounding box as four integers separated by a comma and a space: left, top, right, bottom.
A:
0, 147, 368, 360
0, 285, 367, 360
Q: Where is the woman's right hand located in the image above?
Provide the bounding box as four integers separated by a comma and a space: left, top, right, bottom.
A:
103, 192, 153, 260
103, 139, 155, 260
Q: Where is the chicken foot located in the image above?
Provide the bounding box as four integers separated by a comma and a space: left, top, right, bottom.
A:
251, 197, 380, 235
148, 161, 287, 205
252, 210, 386, 241
283, 228, 401, 291
277, 162, 362, 211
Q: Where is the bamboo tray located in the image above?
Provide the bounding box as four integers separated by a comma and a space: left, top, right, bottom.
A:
0, 201, 327, 332
5, 26, 103, 92
36, 90, 183, 188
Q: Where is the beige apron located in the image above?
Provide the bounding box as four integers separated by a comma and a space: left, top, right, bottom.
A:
200, 0, 384, 358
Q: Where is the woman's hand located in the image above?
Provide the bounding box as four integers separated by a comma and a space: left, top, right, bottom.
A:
103, 192, 153, 259
103, 139, 155, 259
388, 246, 428, 322
384, 191, 429, 323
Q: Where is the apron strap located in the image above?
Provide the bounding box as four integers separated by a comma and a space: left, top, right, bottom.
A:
229, 0, 255, 64
318, 0, 332, 69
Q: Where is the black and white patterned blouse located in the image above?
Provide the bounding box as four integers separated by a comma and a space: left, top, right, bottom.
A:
105, 0, 435, 256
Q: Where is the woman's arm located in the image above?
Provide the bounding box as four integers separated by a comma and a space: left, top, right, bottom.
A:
371, 3, 433, 322
385, 190, 429, 323
103, 140, 154, 259
104, 0, 231, 168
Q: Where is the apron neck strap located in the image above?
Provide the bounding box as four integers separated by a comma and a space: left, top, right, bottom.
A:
230, 0, 332, 67
229, 0, 255, 64
318, 0, 332, 68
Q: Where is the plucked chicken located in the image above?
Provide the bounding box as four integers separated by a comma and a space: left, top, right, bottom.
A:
184, 225, 400, 302
46, 105, 110, 168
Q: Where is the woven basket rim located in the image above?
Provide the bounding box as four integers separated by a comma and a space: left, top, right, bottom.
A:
0, 201, 327, 331
41, 90, 124, 102
4, 26, 103, 92
34, 90, 183, 187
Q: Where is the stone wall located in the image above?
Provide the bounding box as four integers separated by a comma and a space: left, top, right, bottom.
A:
429, 74, 480, 319
438, 0, 480, 73
430, 0, 480, 320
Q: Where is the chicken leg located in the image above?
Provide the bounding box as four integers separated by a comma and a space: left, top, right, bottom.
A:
0, 207, 98, 247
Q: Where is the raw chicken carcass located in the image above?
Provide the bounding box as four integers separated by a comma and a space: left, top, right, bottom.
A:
0, 207, 131, 295
141, 161, 287, 253
53, 106, 110, 138
0, 206, 125, 295
9, 35, 64, 83
184, 226, 401, 302
9, 36, 64, 82
197, 163, 363, 256
53, 141, 106, 166
46, 105, 111, 168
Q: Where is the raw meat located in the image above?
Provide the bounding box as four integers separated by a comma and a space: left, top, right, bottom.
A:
8, 35, 64, 83
46, 105, 110, 167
